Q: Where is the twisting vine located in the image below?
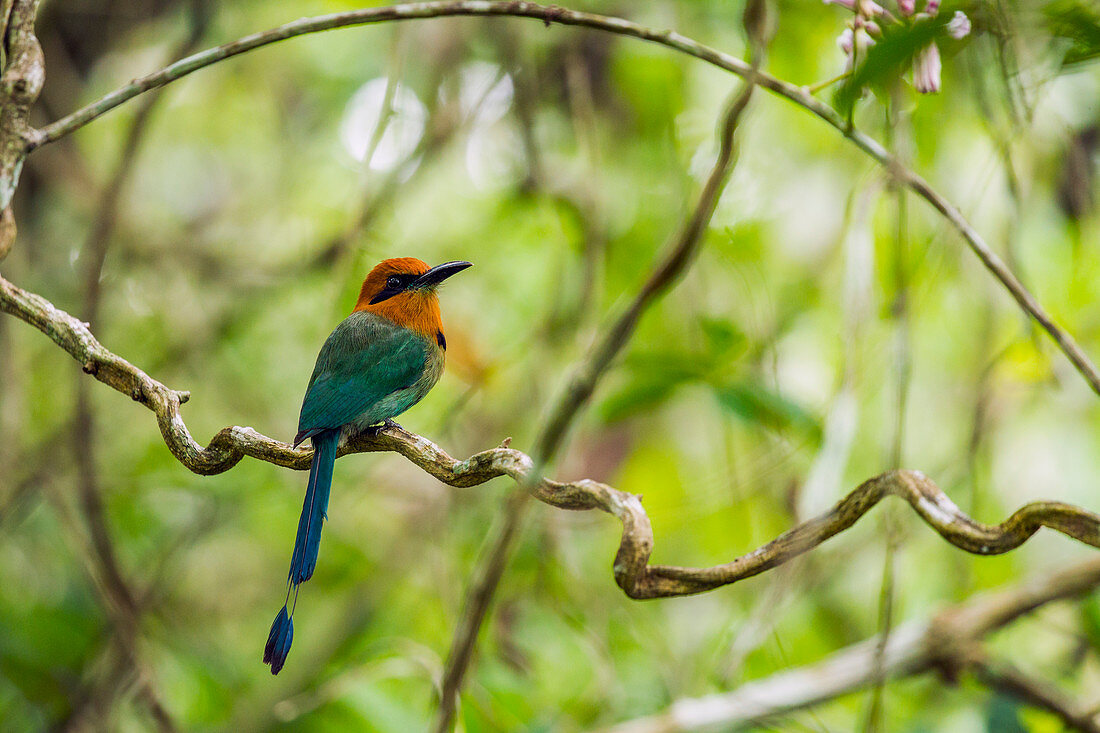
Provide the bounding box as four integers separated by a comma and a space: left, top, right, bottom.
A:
2, 272, 1099, 602
2, 2, 1100, 729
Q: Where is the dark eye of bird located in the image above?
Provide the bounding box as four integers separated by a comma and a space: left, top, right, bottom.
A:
386, 276, 402, 290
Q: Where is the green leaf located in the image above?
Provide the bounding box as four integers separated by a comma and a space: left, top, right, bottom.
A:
599, 318, 747, 422
1045, 1, 1100, 67
599, 354, 705, 422
713, 381, 822, 441
985, 692, 1029, 733
835, 15, 950, 116
698, 316, 748, 356
1080, 593, 1100, 649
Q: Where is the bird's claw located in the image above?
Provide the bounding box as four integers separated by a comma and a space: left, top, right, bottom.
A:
364, 419, 402, 437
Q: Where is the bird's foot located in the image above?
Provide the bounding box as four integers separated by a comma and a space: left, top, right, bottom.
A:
364, 419, 403, 437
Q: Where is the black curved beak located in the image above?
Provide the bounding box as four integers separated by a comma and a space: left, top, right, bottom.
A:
412, 260, 472, 289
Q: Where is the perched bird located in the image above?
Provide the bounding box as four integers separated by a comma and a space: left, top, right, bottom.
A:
264, 257, 471, 675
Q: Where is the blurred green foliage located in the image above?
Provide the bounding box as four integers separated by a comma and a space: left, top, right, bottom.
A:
2, 0, 1100, 730
1045, 0, 1100, 68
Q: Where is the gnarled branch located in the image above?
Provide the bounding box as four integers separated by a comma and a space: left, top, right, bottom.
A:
2, 271, 1098, 601
601, 556, 1100, 732
0, 0, 42, 224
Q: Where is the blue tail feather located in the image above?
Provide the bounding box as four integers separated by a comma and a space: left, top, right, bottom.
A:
289, 430, 338, 585
264, 429, 338, 675
263, 604, 293, 675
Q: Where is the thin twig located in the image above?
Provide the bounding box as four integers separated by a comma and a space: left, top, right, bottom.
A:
431, 41, 763, 730
36, 466, 174, 733
597, 556, 1100, 733
70, 392, 177, 733
865, 92, 912, 733
62, 7, 210, 730
432, 488, 532, 731
29, 0, 755, 149
22, 1, 1100, 398
972, 655, 1100, 733
804, 70, 850, 95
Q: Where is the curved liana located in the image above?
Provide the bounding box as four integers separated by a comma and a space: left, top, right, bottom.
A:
3, 272, 1098, 602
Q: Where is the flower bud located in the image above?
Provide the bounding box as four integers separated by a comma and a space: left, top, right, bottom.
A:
823, 0, 887, 16
912, 42, 941, 93
838, 27, 855, 55
946, 11, 971, 39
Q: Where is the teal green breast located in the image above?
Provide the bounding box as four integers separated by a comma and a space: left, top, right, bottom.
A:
296, 311, 443, 443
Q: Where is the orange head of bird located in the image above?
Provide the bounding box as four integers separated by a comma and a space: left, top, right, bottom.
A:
353, 257, 471, 343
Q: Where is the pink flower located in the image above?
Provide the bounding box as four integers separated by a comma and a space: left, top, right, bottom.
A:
946, 11, 971, 39
924, 0, 940, 15
912, 42, 941, 93
862, 18, 882, 36
898, 0, 915, 15
823, 0, 888, 17
837, 27, 855, 54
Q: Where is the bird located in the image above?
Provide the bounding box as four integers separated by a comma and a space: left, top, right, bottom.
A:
264, 256, 472, 675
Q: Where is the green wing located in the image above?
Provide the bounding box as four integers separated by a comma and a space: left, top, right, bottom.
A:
295, 311, 429, 443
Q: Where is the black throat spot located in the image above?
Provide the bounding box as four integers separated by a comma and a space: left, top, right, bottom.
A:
436, 330, 446, 350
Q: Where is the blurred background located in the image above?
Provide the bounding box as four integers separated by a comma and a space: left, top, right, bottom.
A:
2, 0, 1100, 730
